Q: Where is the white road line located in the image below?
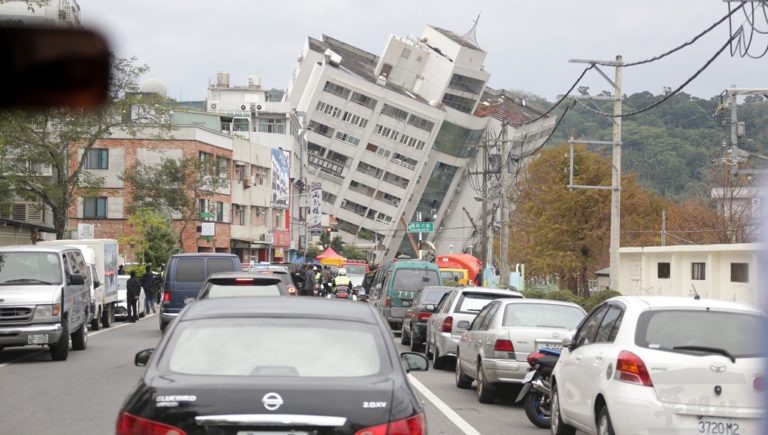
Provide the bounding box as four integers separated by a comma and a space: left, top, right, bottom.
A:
407, 374, 482, 435
0, 313, 158, 369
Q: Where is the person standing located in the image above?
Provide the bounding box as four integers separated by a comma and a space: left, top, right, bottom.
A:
302, 264, 317, 296
141, 265, 156, 314
127, 270, 141, 322
321, 266, 332, 295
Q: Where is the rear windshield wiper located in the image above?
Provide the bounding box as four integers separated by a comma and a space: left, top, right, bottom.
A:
672, 345, 736, 363
0, 278, 55, 285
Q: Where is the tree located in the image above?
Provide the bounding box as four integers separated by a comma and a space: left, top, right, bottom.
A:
118, 208, 177, 266
330, 235, 344, 254
342, 243, 367, 261
121, 155, 228, 248
0, 56, 170, 238
305, 244, 320, 261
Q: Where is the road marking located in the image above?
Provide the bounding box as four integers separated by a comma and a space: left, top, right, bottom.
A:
0, 313, 158, 369
407, 374, 482, 435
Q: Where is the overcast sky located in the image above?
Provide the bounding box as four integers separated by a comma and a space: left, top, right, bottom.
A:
77, 0, 767, 102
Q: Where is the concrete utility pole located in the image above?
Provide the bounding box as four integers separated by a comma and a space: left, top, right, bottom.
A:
499, 124, 510, 288
481, 132, 489, 268
568, 55, 623, 291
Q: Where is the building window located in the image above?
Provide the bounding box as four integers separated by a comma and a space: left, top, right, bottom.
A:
307, 120, 334, 138
381, 104, 409, 121
256, 117, 286, 134
83, 197, 107, 218
731, 263, 749, 283
323, 81, 351, 99
374, 124, 399, 141
407, 114, 435, 132
335, 131, 360, 146
448, 74, 485, 95
316, 101, 342, 118
216, 201, 224, 222
401, 47, 412, 59
85, 149, 108, 169
657, 262, 671, 279
350, 92, 377, 109
341, 111, 368, 128
216, 156, 229, 179
441, 93, 476, 113
691, 263, 706, 280
322, 191, 337, 205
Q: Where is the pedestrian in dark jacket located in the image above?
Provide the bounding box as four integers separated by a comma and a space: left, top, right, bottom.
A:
127, 270, 141, 322
303, 265, 317, 296
141, 265, 156, 314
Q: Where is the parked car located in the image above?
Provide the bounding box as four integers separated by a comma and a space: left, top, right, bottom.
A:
401, 286, 453, 352
368, 260, 442, 331
196, 272, 288, 299
455, 299, 586, 403
550, 296, 766, 435
426, 287, 523, 369
0, 245, 90, 361
120, 297, 429, 434
158, 253, 242, 332
115, 275, 146, 321
250, 269, 299, 296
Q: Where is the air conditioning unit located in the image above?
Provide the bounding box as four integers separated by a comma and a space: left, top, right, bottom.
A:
243, 177, 251, 188
207, 100, 220, 111
250, 103, 264, 112
259, 233, 274, 244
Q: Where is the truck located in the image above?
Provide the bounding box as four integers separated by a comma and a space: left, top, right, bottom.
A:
37, 239, 119, 330
436, 254, 482, 286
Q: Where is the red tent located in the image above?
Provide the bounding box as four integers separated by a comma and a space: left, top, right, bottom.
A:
316, 247, 346, 266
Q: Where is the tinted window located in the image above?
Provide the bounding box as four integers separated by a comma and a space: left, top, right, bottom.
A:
391, 268, 440, 292
175, 258, 205, 282
205, 284, 281, 298
594, 306, 623, 343
456, 292, 519, 314
635, 310, 763, 359
439, 291, 457, 313
163, 318, 387, 377
574, 305, 608, 347
503, 304, 586, 329
470, 305, 490, 330
208, 258, 237, 276
345, 265, 366, 275
421, 288, 451, 305
480, 303, 500, 329
0, 252, 63, 285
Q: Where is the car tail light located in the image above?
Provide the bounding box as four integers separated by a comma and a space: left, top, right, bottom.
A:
234, 278, 255, 284
754, 376, 765, 392
354, 413, 425, 435
493, 339, 515, 359
441, 316, 453, 333
417, 312, 432, 321
287, 286, 297, 296
116, 411, 187, 435
162, 291, 171, 303
527, 352, 544, 366
616, 350, 653, 387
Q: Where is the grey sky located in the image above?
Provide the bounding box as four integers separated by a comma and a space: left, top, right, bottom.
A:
77, 0, 767, 102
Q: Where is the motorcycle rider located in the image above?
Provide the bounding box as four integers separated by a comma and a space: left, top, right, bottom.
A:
334, 268, 351, 287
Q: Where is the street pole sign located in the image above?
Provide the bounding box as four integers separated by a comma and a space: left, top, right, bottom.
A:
407, 222, 434, 233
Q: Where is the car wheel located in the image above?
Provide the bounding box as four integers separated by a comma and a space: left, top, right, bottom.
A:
476, 362, 496, 403
49, 320, 69, 361
455, 353, 473, 389
160, 320, 168, 333
432, 343, 446, 370
551, 383, 576, 435
90, 307, 101, 331
409, 328, 421, 352
400, 323, 411, 345
597, 404, 615, 435
101, 305, 112, 328
71, 322, 87, 351
425, 337, 434, 359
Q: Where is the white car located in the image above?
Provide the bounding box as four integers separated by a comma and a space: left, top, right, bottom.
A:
115, 275, 145, 320
550, 296, 765, 435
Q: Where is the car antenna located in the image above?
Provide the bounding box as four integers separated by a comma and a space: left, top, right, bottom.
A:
691, 283, 700, 300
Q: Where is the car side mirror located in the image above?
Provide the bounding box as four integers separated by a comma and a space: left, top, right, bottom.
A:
93, 280, 101, 289
424, 304, 436, 312
561, 335, 574, 349
134, 348, 154, 367
456, 320, 471, 330
68, 274, 85, 286
400, 352, 429, 372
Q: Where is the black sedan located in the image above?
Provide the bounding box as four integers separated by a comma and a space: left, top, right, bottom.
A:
118, 297, 429, 435
401, 286, 453, 352
196, 272, 291, 300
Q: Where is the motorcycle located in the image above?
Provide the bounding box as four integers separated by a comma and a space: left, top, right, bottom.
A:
515, 348, 561, 428
334, 285, 351, 299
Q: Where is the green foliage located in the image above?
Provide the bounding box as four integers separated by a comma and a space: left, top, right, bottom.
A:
119, 208, 177, 267
584, 290, 622, 312
305, 244, 320, 261
341, 243, 367, 261
521, 289, 621, 312
319, 231, 330, 248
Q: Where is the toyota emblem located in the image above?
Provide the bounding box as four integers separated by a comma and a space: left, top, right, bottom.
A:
262, 392, 284, 411
710, 362, 727, 373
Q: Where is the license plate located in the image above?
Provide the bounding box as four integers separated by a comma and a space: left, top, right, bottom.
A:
237, 432, 310, 435
521, 370, 536, 383
27, 334, 49, 344
538, 345, 562, 353
698, 418, 741, 435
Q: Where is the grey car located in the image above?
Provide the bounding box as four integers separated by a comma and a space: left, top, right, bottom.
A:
425, 287, 523, 370
455, 298, 586, 403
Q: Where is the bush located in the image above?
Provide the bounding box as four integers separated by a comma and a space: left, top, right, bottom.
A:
584, 290, 622, 312
521, 289, 547, 299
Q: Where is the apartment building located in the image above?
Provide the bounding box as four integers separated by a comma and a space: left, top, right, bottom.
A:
0, 0, 81, 27
285, 25, 496, 261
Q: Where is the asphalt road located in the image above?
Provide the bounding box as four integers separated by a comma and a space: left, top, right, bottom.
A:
0, 314, 558, 435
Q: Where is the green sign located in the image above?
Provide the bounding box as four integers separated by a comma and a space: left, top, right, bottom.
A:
407, 222, 434, 233
199, 212, 213, 219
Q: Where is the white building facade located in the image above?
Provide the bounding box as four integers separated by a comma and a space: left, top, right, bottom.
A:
0, 0, 81, 26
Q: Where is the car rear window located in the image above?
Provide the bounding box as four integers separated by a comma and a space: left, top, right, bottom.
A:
174, 258, 205, 282
635, 309, 764, 359
345, 265, 367, 275
207, 258, 238, 276
392, 269, 440, 292
206, 284, 281, 298
164, 318, 387, 377
503, 303, 585, 329
422, 289, 451, 305
456, 292, 520, 314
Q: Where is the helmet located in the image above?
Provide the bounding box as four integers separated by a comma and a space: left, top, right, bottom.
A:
337, 268, 347, 276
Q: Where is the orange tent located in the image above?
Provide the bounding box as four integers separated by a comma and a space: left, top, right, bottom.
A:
316, 247, 346, 267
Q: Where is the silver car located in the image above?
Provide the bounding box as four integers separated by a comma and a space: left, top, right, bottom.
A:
455, 298, 586, 403
425, 287, 523, 370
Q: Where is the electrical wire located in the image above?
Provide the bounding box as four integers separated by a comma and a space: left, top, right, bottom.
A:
623, 2, 746, 67
519, 65, 594, 126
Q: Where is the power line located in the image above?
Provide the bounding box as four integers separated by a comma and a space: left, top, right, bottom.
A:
519, 65, 594, 126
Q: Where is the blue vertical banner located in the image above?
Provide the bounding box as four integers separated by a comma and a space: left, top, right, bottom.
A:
271, 148, 289, 209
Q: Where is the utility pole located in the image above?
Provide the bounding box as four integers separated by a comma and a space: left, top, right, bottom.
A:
568, 55, 623, 292
499, 123, 510, 288
481, 132, 489, 269
661, 209, 666, 246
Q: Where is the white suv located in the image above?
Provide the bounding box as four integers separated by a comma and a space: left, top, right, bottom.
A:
550, 296, 765, 435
